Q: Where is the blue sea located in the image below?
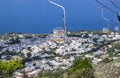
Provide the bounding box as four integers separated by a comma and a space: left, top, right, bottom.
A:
0, 0, 119, 34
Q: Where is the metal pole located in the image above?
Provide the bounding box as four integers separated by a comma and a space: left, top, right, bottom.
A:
101, 6, 110, 29
48, 0, 67, 35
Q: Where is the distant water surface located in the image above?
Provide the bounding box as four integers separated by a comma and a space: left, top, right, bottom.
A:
0, 0, 118, 34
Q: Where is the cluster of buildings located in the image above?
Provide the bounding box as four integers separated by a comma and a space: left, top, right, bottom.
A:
0, 31, 120, 78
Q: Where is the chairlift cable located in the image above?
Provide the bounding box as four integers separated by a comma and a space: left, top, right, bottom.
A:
109, 0, 120, 9
95, 0, 116, 14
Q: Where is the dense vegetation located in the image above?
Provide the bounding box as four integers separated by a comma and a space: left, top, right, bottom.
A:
0, 58, 22, 78
36, 68, 64, 78
35, 58, 95, 78
68, 58, 95, 78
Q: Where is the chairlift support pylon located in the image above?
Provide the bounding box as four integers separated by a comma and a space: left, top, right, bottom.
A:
48, 0, 67, 36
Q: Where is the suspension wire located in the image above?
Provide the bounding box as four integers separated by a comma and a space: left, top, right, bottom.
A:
109, 0, 120, 9
95, 0, 117, 14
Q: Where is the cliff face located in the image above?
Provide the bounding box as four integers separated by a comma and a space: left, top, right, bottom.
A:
95, 58, 120, 78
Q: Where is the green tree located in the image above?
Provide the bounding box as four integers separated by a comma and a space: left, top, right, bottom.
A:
0, 58, 22, 77
114, 43, 120, 50
37, 68, 64, 78
68, 58, 95, 78
102, 58, 112, 63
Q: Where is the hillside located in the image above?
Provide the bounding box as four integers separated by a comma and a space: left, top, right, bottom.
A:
95, 58, 120, 78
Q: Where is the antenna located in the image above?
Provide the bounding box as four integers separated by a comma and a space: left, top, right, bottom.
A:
101, 6, 110, 29
48, 0, 67, 36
